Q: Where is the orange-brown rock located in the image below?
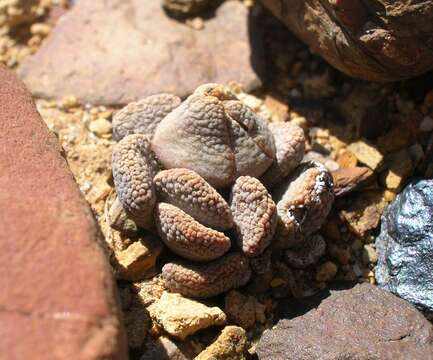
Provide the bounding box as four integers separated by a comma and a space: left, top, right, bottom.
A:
0, 64, 127, 360
332, 167, 374, 197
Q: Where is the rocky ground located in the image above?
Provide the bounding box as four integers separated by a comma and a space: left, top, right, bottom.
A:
2, 0, 433, 359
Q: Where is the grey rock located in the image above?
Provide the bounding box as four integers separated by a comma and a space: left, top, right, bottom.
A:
256, 283, 433, 360
376, 179, 433, 313
19, 0, 263, 106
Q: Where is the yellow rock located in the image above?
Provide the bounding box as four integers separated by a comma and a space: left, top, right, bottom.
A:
194, 326, 247, 360
348, 140, 384, 171
116, 237, 161, 281
270, 278, 287, 288
381, 149, 413, 191
149, 292, 226, 340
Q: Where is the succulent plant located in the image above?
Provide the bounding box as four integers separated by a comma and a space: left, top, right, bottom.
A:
261, 0, 433, 81
111, 83, 334, 298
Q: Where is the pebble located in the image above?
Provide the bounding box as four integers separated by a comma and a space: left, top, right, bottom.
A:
289, 116, 308, 129
59, 95, 80, 110
337, 149, 358, 168
381, 149, 413, 190
315, 261, 338, 282
134, 278, 165, 307
270, 278, 287, 288
348, 140, 384, 171
332, 167, 374, 197
30, 22, 52, 37
115, 238, 161, 281
237, 92, 263, 112
362, 244, 378, 265
264, 95, 289, 121
89, 118, 112, 136
186, 17, 204, 30
419, 116, 433, 132
383, 190, 397, 202
339, 191, 388, 237
303, 151, 339, 172
224, 290, 257, 330
148, 292, 227, 340
195, 326, 247, 360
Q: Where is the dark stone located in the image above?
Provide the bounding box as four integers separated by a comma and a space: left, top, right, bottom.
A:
332, 167, 375, 197
256, 283, 433, 360
376, 179, 433, 313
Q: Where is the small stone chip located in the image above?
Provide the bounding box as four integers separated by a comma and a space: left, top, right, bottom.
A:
348, 140, 384, 171
116, 237, 162, 281
154, 202, 231, 262
89, 118, 112, 136
112, 134, 159, 230
337, 149, 358, 168
332, 167, 374, 197
381, 149, 413, 190
162, 252, 251, 298
148, 292, 226, 340
195, 326, 248, 360
339, 191, 388, 237
230, 176, 277, 257
154, 168, 233, 231
224, 290, 257, 329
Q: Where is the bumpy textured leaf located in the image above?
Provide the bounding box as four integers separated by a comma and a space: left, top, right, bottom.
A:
230, 176, 277, 257
154, 168, 233, 230
154, 202, 231, 262
113, 94, 181, 141
162, 252, 251, 298
112, 134, 159, 230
